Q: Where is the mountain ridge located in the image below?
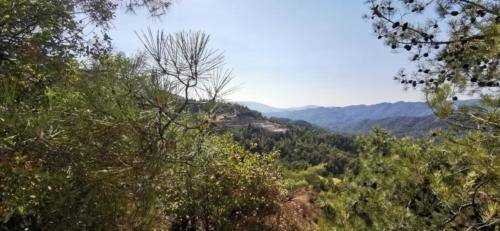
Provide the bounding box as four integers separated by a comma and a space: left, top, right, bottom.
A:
237, 100, 479, 135
235, 101, 319, 113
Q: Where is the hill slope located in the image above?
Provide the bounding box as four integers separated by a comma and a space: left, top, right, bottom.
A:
335, 115, 445, 136
212, 103, 358, 172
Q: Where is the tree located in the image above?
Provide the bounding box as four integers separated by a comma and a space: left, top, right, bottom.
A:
136, 29, 233, 134
365, 0, 499, 118
1, 1, 178, 227
321, 2, 500, 229
329, 128, 499, 230
167, 134, 284, 230
0, 0, 286, 228
0, 0, 173, 105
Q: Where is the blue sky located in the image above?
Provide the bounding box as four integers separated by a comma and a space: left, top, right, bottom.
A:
110, 0, 423, 107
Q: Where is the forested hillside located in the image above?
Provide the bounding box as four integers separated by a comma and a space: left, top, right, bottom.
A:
211, 104, 359, 173
329, 114, 445, 136
1, 0, 498, 230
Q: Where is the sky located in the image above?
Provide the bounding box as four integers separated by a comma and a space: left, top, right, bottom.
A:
109, 0, 424, 108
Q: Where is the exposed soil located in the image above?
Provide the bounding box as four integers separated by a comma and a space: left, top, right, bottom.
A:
265, 187, 323, 231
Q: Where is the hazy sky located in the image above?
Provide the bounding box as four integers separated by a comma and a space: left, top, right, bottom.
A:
110, 0, 424, 108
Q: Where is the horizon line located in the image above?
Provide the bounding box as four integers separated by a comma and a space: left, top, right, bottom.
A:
230, 99, 479, 109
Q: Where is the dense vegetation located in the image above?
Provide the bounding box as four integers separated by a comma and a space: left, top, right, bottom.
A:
1, 0, 498, 230
0, 1, 285, 229
326, 128, 499, 229
231, 117, 359, 176
323, 0, 500, 229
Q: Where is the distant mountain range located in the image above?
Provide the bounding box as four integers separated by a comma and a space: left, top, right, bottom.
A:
237, 100, 479, 136
236, 101, 319, 113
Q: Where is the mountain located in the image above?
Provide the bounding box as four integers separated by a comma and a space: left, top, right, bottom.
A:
236, 101, 319, 113
267, 101, 433, 126
239, 100, 479, 136
235, 101, 283, 113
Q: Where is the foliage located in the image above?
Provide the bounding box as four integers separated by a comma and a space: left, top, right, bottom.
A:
365, 0, 499, 123
346, 3, 500, 228
1, 0, 499, 230
0, 2, 285, 227
325, 128, 499, 230
230, 117, 359, 176
0, 50, 285, 230
167, 134, 284, 230
282, 164, 336, 192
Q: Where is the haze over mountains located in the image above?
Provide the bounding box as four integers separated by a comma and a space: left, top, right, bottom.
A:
236, 101, 319, 113
237, 100, 479, 136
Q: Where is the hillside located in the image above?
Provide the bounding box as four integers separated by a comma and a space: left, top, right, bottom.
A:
334, 115, 445, 136
211, 103, 358, 172
212, 103, 288, 133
